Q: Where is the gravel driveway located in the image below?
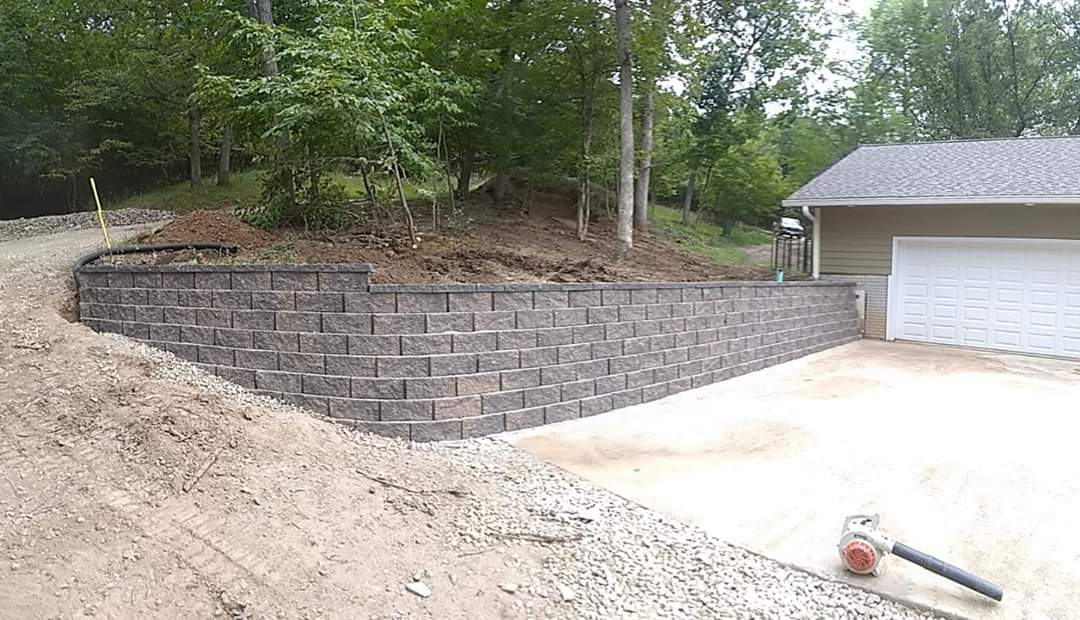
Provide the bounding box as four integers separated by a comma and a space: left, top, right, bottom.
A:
0, 216, 939, 619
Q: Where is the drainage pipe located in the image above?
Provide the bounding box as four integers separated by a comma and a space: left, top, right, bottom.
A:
73, 243, 238, 273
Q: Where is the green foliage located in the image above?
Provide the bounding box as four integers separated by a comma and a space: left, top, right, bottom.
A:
112, 170, 265, 214
651, 205, 770, 265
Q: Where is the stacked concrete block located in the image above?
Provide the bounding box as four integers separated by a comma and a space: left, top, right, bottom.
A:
77, 263, 859, 441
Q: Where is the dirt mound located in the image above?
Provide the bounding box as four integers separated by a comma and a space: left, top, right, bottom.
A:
142, 210, 276, 251
121, 194, 773, 283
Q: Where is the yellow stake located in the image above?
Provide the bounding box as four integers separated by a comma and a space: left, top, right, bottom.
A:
89, 177, 112, 250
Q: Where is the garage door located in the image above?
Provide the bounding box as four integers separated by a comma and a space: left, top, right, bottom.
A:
889, 237, 1080, 359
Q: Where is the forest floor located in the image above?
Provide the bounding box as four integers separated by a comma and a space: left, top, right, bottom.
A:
115, 174, 778, 284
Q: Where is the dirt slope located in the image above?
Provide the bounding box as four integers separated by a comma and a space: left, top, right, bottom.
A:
135, 196, 772, 284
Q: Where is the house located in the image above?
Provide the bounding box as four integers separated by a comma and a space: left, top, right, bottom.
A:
782, 136, 1080, 360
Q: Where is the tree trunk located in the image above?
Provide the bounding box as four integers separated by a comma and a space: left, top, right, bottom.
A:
614, 0, 634, 255
360, 164, 377, 206
252, 0, 293, 206
633, 84, 654, 231
217, 126, 232, 186
458, 151, 473, 202
189, 103, 202, 185
682, 170, 696, 225
493, 173, 511, 207
381, 112, 417, 248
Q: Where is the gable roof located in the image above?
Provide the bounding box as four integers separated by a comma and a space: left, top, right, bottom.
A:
783, 136, 1080, 207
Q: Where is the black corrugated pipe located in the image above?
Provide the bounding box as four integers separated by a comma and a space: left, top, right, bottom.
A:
73, 243, 238, 273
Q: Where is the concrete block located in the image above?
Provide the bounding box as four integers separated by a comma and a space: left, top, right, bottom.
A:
397, 292, 448, 313
235, 348, 278, 370
643, 382, 669, 402
401, 334, 453, 355
195, 308, 230, 328
276, 311, 320, 332
601, 289, 631, 306
348, 334, 401, 355
296, 292, 344, 312
278, 393, 329, 415
524, 385, 560, 407
568, 290, 601, 307
318, 272, 368, 291
462, 414, 506, 438
605, 322, 634, 340
497, 330, 536, 350
516, 310, 554, 329
178, 290, 213, 308
630, 289, 658, 305
634, 320, 661, 337
596, 373, 627, 395
545, 402, 580, 424
107, 272, 135, 288
553, 307, 588, 326
376, 356, 429, 377
654, 364, 678, 382
322, 313, 372, 334
272, 271, 317, 291
558, 343, 591, 364
252, 291, 295, 311
303, 375, 351, 397
325, 355, 377, 377
344, 293, 397, 313
671, 303, 694, 318
611, 387, 643, 408
167, 342, 199, 362
619, 305, 647, 321
351, 378, 405, 399
149, 290, 179, 306
354, 420, 410, 439
501, 368, 541, 390
506, 407, 545, 431
412, 420, 463, 442
457, 372, 501, 396
216, 366, 255, 389
194, 272, 231, 290
380, 400, 434, 422
329, 398, 380, 421
575, 359, 608, 380
256, 370, 301, 393
134, 306, 164, 324
533, 291, 569, 309
646, 304, 673, 319
648, 334, 675, 352
373, 313, 426, 335
232, 272, 272, 290
448, 292, 494, 312
580, 394, 614, 417
435, 395, 482, 420
181, 325, 215, 345
587, 306, 619, 324
626, 368, 654, 388
561, 379, 594, 401
406, 377, 457, 399
162, 273, 195, 289
482, 390, 524, 414
299, 333, 347, 354
474, 311, 516, 331
622, 337, 649, 355
123, 322, 150, 339
215, 328, 253, 349
427, 313, 474, 333
520, 346, 558, 368
493, 291, 533, 311
572, 324, 605, 343
452, 332, 497, 353
478, 350, 520, 372
119, 289, 148, 305
279, 352, 325, 374
429, 353, 478, 376
536, 327, 573, 347
640, 351, 665, 369
591, 340, 623, 359
657, 288, 681, 303
149, 324, 181, 342
541, 365, 577, 385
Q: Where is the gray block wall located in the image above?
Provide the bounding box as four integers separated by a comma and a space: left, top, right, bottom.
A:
76, 263, 860, 441
822, 274, 888, 339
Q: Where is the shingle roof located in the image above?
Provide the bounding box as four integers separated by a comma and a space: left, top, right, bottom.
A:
783, 136, 1080, 206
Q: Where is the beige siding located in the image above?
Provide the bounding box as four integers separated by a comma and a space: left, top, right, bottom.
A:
819, 205, 1080, 275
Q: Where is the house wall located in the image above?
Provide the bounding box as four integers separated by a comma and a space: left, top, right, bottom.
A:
818, 204, 1080, 339
819, 205, 1080, 275
76, 263, 859, 441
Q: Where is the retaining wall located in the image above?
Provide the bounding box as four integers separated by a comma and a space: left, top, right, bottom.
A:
76, 263, 860, 441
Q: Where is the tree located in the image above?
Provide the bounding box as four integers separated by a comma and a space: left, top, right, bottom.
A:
615, 0, 634, 254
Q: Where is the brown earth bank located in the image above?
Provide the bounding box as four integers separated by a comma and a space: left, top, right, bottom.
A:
130, 199, 773, 285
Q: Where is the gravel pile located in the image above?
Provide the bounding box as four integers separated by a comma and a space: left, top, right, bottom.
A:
0, 209, 172, 243
115, 337, 940, 620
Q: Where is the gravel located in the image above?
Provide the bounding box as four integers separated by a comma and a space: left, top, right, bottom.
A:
0, 208, 172, 243
119, 336, 942, 620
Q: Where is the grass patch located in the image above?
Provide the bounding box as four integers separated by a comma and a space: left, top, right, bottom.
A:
650, 205, 772, 266
111, 171, 265, 214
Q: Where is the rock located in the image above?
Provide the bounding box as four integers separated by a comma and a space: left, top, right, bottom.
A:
405, 581, 431, 598
498, 582, 518, 594
556, 583, 576, 602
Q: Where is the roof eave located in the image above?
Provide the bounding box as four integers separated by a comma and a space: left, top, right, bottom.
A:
781, 195, 1080, 208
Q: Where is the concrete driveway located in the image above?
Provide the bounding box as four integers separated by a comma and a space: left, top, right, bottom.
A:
508, 340, 1080, 620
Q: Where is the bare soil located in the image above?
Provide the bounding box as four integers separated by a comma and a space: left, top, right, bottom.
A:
133, 189, 772, 284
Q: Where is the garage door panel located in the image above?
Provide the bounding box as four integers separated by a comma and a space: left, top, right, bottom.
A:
894, 238, 1080, 360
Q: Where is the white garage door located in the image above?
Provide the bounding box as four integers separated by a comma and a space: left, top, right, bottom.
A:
889, 237, 1080, 359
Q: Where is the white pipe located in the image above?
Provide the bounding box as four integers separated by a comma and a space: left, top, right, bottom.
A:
802, 205, 820, 279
